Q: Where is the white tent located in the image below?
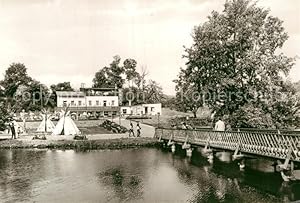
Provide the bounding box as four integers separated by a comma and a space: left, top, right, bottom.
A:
52, 111, 80, 135
37, 114, 55, 133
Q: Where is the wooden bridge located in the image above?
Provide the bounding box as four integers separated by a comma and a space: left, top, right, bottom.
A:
155, 127, 300, 181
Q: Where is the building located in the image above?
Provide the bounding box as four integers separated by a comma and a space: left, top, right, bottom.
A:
120, 103, 162, 116
56, 87, 120, 118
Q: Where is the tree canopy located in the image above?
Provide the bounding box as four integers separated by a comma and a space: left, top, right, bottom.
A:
175, 0, 299, 129
93, 55, 126, 88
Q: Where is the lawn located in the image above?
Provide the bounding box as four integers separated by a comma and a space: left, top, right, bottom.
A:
20, 119, 113, 135
130, 107, 212, 128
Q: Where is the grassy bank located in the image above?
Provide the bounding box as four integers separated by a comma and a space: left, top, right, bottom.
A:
131, 108, 212, 128
0, 138, 160, 150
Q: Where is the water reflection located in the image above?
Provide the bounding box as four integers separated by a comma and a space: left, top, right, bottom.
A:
0, 148, 299, 202
98, 167, 143, 202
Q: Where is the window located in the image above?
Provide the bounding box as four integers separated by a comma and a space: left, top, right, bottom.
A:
89, 101, 92, 106
63, 101, 67, 107
103, 100, 107, 107
104, 111, 108, 116
96, 101, 99, 106
122, 109, 127, 114
111, 100, 115, 106
112, 111, 117, 116
151, 107, 155, 112
78, 101, 82, 106
71, 101, 75, 106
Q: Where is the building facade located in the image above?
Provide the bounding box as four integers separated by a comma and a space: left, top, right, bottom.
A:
56, 87, 120, 118
120, 103, 162, 116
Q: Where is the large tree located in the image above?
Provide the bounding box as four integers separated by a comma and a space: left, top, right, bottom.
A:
93, 55, 125, 89
1, 63, 33, 98
177, 0, 298, 128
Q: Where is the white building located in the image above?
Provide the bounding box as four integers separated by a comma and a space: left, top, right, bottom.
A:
56, 87, 119, 118
120, 103, 162, 116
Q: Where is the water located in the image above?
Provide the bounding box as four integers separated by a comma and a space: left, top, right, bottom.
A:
0, 148, 299, 203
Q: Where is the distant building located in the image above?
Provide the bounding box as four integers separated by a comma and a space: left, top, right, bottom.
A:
56, 87, 120, 118
120, 103, 162, 116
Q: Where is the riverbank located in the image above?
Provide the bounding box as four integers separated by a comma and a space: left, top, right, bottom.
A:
0, 137, 160, 150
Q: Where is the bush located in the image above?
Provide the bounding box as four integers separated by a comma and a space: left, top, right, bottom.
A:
74, 135, 88, 140
32, 134, 47, 140
100, 120, 128, 133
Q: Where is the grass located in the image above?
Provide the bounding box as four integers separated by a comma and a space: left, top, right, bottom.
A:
131, 107, 211, 128
21, 119, 113, 135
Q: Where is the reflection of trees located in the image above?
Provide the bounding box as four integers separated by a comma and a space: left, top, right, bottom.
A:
97, 167, 143, 202
0, 149, 47, 202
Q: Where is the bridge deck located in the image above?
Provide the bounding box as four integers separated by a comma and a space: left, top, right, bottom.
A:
155, 128, 300, 162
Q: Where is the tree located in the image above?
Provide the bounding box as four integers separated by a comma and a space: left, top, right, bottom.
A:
177, 0, 298, 128
1, 63, 32, 98
144, 80, 164, 104
93, 55, 125, 88
50, 82, 74, 92
174, 68, 203, 117
123, 58, 139, 87
49, 81, 74, 107
135, 66, 148, 90
13, 80, 53, 111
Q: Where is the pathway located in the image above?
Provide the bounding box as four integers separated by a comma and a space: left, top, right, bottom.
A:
117, 117, 155, 138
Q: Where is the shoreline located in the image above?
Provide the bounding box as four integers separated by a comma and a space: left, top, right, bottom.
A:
0, 137, 160, 150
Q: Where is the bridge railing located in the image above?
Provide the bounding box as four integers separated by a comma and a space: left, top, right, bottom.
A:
155, 128, 300, 162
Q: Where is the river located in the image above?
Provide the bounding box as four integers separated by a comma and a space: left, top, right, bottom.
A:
0, 148, 299, 202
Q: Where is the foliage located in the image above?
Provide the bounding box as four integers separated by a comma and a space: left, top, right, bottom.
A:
177, 0, 298, 128
50, 82, 74, 107
174, 68, 203, 117
123, 58, 139, 86
122, 80, 164, 105
143, 80, 164, 104
50, 82, 74, 92
0, 88, 8, 130
13, 80, 54, 111
93, 55, 125, 88
1, 63, 33, 98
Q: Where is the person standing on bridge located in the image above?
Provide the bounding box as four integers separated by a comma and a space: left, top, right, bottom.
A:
214, 117, 225, 131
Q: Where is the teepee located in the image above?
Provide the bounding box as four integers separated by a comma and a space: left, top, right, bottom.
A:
36, 114, 54, 133
52, 110, 80, 135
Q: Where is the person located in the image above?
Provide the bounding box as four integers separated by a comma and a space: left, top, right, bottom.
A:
9, 118, 16, 139
214, 117, 225, 131
136, 123, 141, 137
129, 122, 135, 137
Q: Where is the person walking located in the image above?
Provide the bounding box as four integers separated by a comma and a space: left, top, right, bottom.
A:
129, 122, 135, 137
136, 123, 141, 137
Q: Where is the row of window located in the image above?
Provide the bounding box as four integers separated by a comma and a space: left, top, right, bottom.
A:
63, 100, 115, 107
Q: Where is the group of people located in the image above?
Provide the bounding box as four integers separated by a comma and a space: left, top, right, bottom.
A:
128, 122, 142, 137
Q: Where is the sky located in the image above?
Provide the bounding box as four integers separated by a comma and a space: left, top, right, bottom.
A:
0, 0, 299, 95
